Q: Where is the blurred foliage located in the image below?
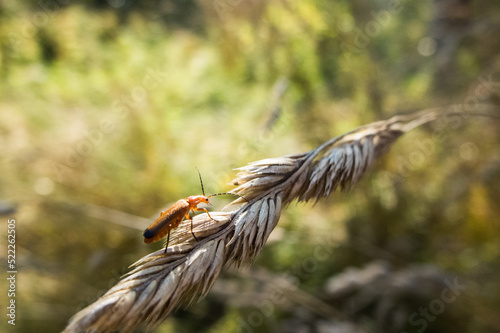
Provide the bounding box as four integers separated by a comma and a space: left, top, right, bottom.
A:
0, 0, 499, 332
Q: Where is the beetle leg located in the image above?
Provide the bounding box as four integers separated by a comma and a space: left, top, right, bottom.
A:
195, 207, 219, 222
188, 210, 199, 242
164, 230, 170, 253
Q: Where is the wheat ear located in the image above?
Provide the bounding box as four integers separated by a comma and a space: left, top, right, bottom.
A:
63, 107, 468, 333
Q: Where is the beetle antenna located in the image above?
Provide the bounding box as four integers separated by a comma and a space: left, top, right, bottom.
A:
196, 166, 206, 196
207, 192, 229, 198
207, 192, 249, 202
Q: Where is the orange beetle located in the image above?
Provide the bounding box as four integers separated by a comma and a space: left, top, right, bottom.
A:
143, 169, 231, 252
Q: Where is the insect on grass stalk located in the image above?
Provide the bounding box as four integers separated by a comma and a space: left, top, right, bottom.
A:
63, 106, 498, 333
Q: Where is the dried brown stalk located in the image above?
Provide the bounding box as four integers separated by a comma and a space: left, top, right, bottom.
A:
63, 108, 466, 333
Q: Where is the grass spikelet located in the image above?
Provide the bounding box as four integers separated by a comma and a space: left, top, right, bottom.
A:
63, 107, 492, 333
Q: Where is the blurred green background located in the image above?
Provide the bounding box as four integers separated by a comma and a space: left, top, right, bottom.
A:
1, 0, 500, 332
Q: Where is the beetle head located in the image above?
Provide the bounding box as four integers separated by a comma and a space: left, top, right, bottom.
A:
187, 195, 210, 207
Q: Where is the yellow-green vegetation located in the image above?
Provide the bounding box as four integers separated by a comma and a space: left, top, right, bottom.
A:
1, 1, 499, 332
